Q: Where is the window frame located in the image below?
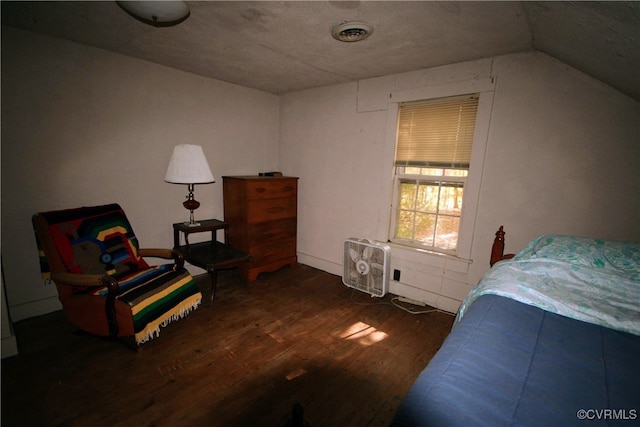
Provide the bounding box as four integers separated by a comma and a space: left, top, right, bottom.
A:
380, 78, 495, 260
391, 168, 468, 254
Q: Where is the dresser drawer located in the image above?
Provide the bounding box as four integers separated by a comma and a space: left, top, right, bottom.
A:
246, 179, 297, 200
249, 238, 296, 267
248, 197, 296, 223
248, 218, 296, 245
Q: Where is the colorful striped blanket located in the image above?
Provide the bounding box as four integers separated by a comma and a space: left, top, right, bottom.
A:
34, 203, 202, 344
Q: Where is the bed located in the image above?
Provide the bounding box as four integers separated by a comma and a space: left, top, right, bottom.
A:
391, 228, 640, 426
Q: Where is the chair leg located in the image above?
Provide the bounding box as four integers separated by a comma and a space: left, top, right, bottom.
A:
118, 336, 141, 352
105, 298, 119, 338
209, 269, 217, 306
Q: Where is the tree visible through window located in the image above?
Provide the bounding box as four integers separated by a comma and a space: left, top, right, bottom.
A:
391, 95, 479, 253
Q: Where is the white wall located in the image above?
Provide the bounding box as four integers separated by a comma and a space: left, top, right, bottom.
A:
2, 27, 638, 322
479, 53, 640, 248
1, 27, 279, 321
279, 52, 640, 313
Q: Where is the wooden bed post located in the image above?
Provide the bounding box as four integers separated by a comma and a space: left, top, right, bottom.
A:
490, 226, 506, 267
490, 226, 514, 267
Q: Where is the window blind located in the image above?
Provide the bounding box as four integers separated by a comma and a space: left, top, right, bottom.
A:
395, 94, 479, 168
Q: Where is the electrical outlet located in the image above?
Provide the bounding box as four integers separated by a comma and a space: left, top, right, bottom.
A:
393, 269, 401, 281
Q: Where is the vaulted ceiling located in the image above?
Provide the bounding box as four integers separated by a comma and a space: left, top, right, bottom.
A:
2, 1, 639, 101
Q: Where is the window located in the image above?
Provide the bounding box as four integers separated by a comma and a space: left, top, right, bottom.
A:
390, 94, 479, 253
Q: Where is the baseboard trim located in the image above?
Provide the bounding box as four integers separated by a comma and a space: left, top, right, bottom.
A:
9, 296, 62, 322
296, 252, 342, 277
2, 335, 18, 358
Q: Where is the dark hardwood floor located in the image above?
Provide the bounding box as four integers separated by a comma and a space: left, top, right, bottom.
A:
2, 264, 455, 427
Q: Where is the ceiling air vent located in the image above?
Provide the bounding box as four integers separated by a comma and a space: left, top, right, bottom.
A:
331, 21, 374, 42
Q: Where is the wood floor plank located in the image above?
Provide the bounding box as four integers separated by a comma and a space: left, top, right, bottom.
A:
2, 264, 455, 426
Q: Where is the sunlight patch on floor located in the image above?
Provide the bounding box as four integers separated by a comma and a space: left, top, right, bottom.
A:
286, 368, 308, 380
335, 321, 388, 346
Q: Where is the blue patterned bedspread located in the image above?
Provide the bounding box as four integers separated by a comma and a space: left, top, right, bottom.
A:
458, 234, 640, 336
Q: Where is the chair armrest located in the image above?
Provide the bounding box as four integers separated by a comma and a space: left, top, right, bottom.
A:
51, 272, 117, 289
138, 248, 185, 270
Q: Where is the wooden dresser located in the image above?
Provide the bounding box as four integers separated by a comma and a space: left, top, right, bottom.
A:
222, 176, 299, 281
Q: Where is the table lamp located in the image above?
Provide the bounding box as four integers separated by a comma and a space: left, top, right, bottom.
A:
165, 144, 214, 226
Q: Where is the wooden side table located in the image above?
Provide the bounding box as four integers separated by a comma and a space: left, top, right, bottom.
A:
173, 219, 251, 304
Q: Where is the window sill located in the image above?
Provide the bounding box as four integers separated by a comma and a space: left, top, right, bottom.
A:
385, 241, 472, 264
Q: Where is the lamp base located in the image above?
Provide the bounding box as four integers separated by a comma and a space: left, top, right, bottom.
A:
182, 184, 201, 227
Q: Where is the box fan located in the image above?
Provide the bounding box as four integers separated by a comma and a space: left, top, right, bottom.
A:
343, 238, 391, 297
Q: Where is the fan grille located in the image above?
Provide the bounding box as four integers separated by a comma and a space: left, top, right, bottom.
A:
343, 238, 390, 297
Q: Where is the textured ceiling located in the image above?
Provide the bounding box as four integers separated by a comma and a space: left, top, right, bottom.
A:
2, 1, 639, 100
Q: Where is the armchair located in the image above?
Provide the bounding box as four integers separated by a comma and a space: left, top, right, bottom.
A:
32, 203, 202, 346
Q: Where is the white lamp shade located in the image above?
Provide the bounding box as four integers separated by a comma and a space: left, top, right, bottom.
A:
165, 144, 215, 184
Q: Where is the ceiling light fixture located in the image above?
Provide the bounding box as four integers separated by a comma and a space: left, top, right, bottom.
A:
117, 1, 190, 27
331, 21, 374, 42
